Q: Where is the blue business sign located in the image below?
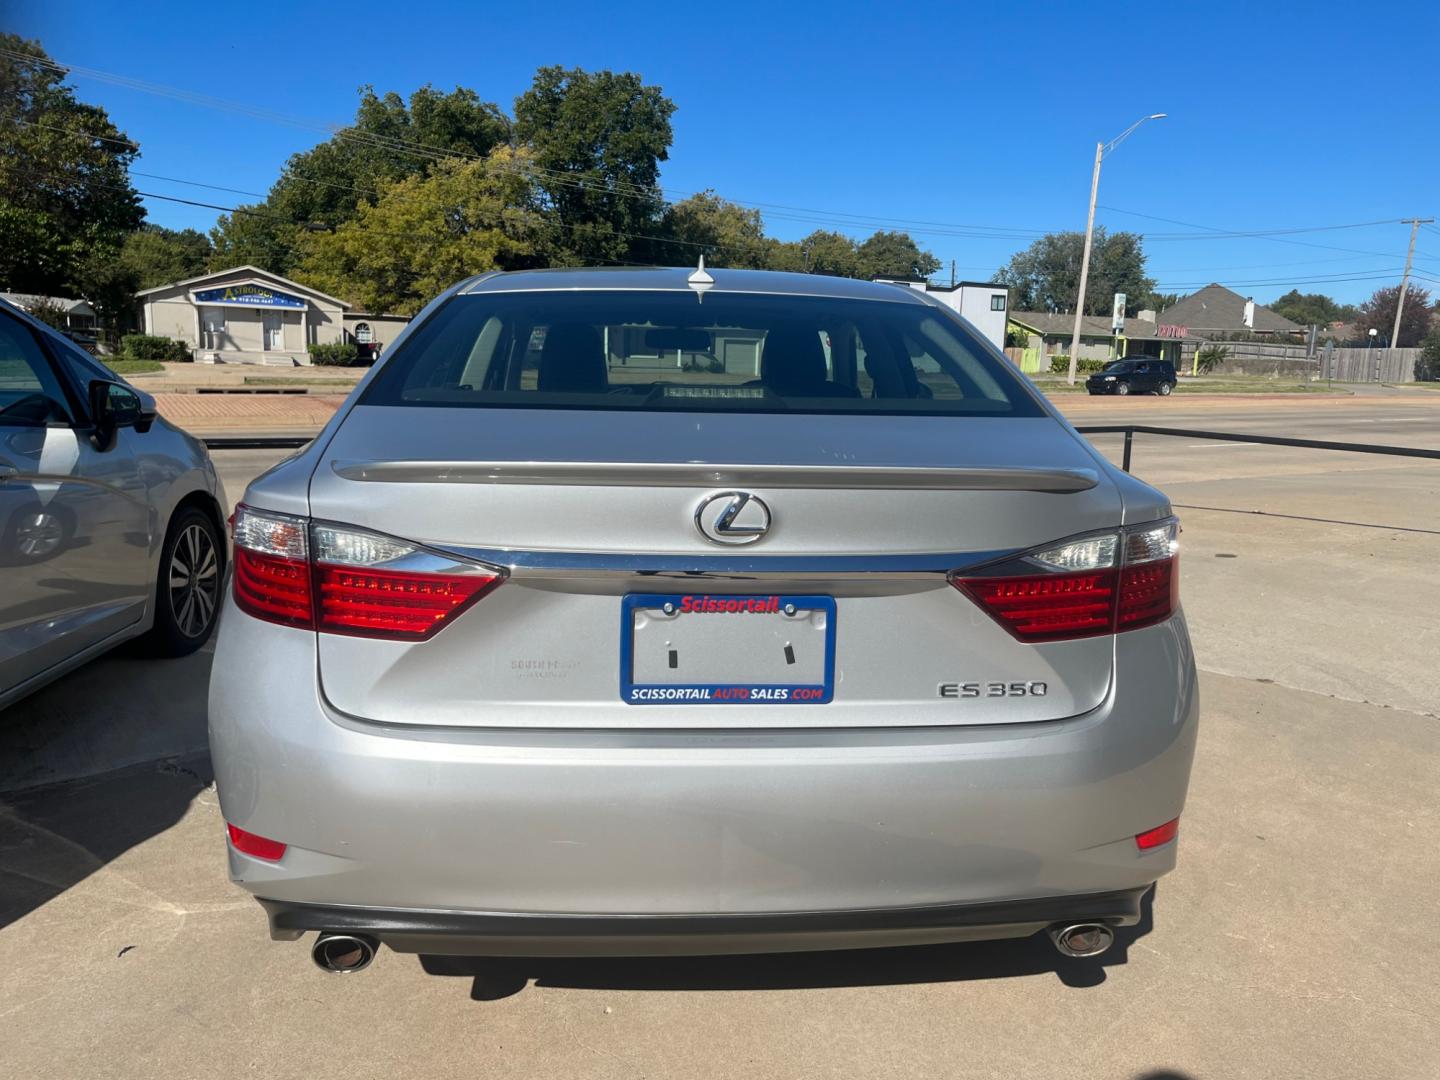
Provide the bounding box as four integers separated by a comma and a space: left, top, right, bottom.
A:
194, 284, 306, 309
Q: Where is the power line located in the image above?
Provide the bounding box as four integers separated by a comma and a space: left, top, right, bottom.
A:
3, 48, 1057, 242
1099, 204, 1440, 264
8, 163, 707, 261
1152, 271, 1407, 290
12, 49, 1435, 286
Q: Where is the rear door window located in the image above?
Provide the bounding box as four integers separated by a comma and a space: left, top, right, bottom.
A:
364, 291, 1044, 418
0, 312, 71, 426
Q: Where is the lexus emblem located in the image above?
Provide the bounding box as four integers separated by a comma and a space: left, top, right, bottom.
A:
695, 491, 771, 545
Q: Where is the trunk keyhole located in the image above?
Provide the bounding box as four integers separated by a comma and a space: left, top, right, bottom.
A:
668, 648, 678, 669
784, 643, 796, 665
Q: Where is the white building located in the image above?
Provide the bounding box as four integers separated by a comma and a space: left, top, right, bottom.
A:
135, 265, 410, 365
872, 276, 1009, 349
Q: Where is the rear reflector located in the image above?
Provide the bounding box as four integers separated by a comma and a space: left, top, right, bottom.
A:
231, 505, 504, 640
954, 519, 1179, 643
227, 823, 287, 861
1135, 818, 1179, 850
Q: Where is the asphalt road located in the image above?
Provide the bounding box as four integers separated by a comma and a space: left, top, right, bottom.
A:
2, 393, 1437, 1078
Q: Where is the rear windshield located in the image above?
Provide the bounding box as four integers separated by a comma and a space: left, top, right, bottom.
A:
362, 291, 1044, 417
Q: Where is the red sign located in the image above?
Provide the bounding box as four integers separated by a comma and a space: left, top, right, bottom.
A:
1156, 324, 1188, 339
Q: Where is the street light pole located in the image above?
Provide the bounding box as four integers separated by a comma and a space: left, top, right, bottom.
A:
1065, 113, 1167, 386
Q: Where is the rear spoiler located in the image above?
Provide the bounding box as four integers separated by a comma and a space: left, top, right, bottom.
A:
330, 460, 1098, 494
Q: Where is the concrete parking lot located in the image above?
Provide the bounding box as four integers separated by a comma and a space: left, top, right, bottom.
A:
2, 393, 1437, 1079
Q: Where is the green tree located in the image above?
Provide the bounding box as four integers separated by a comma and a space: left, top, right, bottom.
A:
211, 85, 511, 274
513, 67, 676, 265
295, 148, 541, 316
1269, 289, 1359, 328
997, 229, 1154, 314
121, 225, 213, 289
1352, 284, 1433, 347
73, 243, 139, 336
856, 230, 941, 280
660, 191, 769, 268
1139, 290, 1183, 313
795, 230, 862, 277
208, 205, 298, 271
0, 35, 144, 294
1417, 323, 1440, 381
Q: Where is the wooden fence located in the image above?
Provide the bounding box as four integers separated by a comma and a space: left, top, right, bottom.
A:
1180, 341, 1419, 383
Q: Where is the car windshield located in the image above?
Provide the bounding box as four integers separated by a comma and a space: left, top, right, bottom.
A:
362, 290, 1045, 417
1101, 361, 1132, 373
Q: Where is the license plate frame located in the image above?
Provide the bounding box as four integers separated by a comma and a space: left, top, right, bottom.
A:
620, 593, 836, 706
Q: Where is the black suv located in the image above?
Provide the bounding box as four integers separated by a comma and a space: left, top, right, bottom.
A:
1086, 359, 1177, 396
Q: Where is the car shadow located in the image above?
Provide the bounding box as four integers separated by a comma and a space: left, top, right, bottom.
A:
0, 630, 217, 931
0, 752, 212, 930
420, 885, 1157, 1000
0, 640, 213, 793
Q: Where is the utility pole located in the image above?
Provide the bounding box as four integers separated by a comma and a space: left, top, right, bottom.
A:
1065, 114, 1167, 385
1066, 142, 1103, 386
1389, 217, 1434, 356
950, 259, 956, 288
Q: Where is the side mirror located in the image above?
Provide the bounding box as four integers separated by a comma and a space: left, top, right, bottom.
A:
88, 380, 156, 450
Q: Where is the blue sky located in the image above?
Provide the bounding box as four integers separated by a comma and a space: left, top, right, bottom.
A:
10, 0, 1440, 304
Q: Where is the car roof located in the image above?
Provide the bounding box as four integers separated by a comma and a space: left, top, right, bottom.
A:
460, 266, 931, 304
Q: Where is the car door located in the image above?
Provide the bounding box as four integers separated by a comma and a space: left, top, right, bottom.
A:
0, 310, 152, 697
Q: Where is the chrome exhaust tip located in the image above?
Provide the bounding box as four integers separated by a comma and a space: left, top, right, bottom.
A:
311, 932, 378, 974
1047, 922, 1115, 959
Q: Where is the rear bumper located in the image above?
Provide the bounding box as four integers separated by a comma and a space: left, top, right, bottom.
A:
258, 887, 1149, 957
210, 596, 1199, 924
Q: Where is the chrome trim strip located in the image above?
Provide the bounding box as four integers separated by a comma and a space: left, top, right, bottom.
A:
330, 460, 1098, 493
434, 546, 1018, 578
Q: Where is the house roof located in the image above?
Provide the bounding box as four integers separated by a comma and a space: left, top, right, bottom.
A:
0, 292, 96, 316
134, 264, 350, 308
1158, 284, 1301, 333
1010, 311, 1164, 340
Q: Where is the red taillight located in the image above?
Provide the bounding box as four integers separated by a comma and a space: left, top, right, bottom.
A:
956, 569, 1118, 642
231, 505, 503, 640
315, 564, 501, 640
954, 520, 1179, 643
227, 823, 287, 861
1136, 818, 1179, 850
1117, 559, 1179, 631
234, 547, 314, 628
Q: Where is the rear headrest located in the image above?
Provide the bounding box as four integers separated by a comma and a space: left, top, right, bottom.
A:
538, 324, 607, 393
761, 325, 829, 393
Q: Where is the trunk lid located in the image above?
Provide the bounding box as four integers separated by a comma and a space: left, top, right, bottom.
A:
308, 406, 1121, 728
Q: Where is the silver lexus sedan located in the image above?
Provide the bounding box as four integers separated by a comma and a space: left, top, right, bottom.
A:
209, 268, 1197, 974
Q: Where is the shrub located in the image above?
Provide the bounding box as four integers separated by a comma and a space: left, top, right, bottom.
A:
120, 334, 190, 362
1048, 355, 1107, 375
1194, 343, 1230, 374
308, 342, 362, 367
1417, 326, 1440, 382
26, 298, 71, 332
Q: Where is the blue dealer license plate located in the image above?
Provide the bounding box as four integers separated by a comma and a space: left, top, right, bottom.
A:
620, 593, 836, 705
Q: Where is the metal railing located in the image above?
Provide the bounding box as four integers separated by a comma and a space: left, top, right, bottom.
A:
1072, 425, 1440, 472
203, 428, 1440, 474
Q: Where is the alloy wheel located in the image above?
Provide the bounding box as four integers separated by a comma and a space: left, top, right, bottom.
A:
169, 522, 220, 638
